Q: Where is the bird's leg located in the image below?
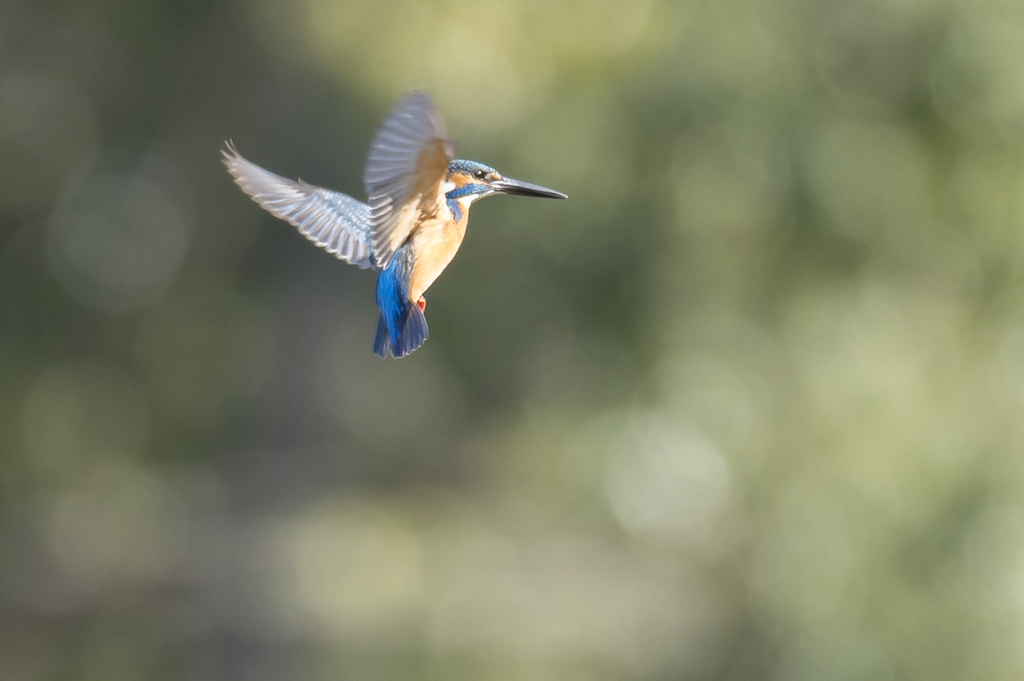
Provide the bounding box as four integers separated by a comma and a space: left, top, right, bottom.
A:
417, 296, 426, 312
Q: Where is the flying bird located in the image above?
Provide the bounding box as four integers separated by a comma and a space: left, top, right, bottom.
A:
223, 91, 566, 358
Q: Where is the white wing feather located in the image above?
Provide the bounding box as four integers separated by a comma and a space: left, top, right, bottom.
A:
223, 143, 376, 270
363, 91, 452, 270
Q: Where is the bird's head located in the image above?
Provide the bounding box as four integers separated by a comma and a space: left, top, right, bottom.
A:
444, 160, 567, 208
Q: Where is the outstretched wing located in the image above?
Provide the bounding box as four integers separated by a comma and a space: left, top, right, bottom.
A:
223, 143, 376, 270
364, 91, 452, 270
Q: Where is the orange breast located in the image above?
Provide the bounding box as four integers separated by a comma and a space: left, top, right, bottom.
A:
407, 210, 469, 301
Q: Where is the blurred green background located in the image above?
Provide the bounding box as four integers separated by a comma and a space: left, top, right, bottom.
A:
3, 0, 1024, 679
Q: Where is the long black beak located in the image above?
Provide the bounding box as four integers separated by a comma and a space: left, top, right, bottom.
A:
492, 177, 567, 199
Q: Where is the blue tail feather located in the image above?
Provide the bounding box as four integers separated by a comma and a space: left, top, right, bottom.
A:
392, 303, 428, 358
373, 252, 429, 358
372, 314, 390, 358
370, 306, 429, 358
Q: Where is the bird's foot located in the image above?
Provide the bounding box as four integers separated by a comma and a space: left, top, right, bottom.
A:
417, 296, 426, 312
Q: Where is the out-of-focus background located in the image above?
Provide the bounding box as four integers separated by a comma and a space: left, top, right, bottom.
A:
2, 0, 1024, 679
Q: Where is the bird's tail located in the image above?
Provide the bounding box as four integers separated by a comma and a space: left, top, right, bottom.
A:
372, 314, 390, 357
372, 304, 428, 358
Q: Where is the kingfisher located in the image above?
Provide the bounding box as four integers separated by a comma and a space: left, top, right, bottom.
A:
223, 91, 566, 358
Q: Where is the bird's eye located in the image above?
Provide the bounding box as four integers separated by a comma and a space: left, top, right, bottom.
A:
474, 169, 487, 180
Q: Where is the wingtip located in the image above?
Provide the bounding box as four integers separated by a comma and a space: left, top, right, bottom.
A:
221, 141, 249, 190
403, 89, 432, 105
221, 139, 240, 164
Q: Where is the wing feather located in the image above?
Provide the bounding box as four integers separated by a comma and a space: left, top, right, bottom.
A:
363, 91, 452, 270
223, 143, 377, 270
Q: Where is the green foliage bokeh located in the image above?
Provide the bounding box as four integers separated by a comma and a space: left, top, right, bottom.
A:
2, 0, 1024, 679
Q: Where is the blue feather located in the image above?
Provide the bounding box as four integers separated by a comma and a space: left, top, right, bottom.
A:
447, 183, 489, 200
446, 197, 463, 223
372, 313, 390, 357
373, 247, 429, 358
393, 304, 428, 358
376, 259, 407, 344
448, 159, 497, 176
